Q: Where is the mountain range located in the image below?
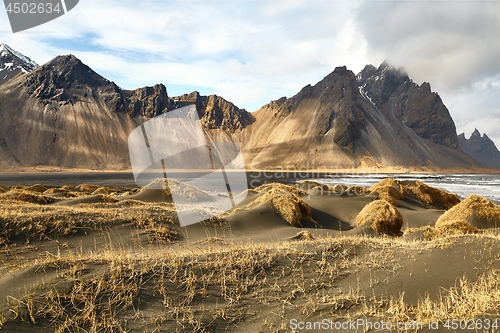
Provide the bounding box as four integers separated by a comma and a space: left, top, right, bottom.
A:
458, 129, 500, 169
0, 44, 496, 171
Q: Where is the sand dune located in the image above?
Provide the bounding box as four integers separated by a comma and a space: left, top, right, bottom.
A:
0, 178, 499, 332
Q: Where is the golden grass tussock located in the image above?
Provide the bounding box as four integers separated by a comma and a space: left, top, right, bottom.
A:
430, 219, 479, 238
403, 180, 460, 210
254, 182, 308, 197
369, 178, 460, 209
25, 184, 48, 193
74, 184, 100, 192
436, 194, 500, 229
369, 178, 404, 206
386, 269, 500, 325
249, 183, 317, 227
43, 187, 69, 195
0, 201, 178, 244
0, 190, 56, 205
91, 186, 111, 195
0, 184, 10, 193
143, 178, 212, 201
289, 230, 315, 241
270, 194, 303, 227
356, 199, 404, 235
296, 180, 348, 195
346, 185, 368, 195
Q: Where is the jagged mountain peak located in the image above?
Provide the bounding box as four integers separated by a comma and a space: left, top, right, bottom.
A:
0, 43, 38, 72
29, 54, 113, 87
174, 91, 254, 131
22, 54, 120, 103
458, 129, 500, 168
357, 61, 457, 149
471, 128, 481, 137
0, 43, 39, 85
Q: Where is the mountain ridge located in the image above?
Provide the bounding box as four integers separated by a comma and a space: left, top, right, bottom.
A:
0, 46, 494, 171
458, 129, 500, 169
0, 51, 253, 169
0, 43, 38, 85
241, 64, 480, 170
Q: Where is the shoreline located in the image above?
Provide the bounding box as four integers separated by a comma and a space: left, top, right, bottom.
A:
1, 165, 500, 175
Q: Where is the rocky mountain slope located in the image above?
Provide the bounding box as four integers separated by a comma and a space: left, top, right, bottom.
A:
0, 44, 38, 85
0, 46, 489, 171
458, 129, 500, 169
242, 63, 480, 170
0, 52, 252, 169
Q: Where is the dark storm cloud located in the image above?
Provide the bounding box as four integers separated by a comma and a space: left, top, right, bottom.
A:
355, 1, 500, 88
354, 0, 500, 145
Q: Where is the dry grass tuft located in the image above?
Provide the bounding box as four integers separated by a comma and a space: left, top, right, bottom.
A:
386, 269, 500, 325
91, 186, 111, 195
296, 180, 347, 195
270, 194, 304, 227
43, 187, 69, 195
25, 184, 48, 193
254, 182, 307, 197
436, 194, 500, 229
369, 179, 404, 206
74, 184, 100, 192
356, 199, 404, 235
0, 201, 178, 243
403, 180, 460, 210
429, 219, 479, 238
250, 183, 317, 227
143, 178, 212, 201
369, 178, 460, 209
289, 230, 315, 241
0, 190, 56, 205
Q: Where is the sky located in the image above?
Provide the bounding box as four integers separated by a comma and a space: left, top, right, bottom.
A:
1, 0, 499, 146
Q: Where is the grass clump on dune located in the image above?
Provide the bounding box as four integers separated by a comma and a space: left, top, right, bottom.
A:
0, 190, 56, 205
356, 199, 404, 236
270, 194, 304, 227
74, 184, 100, 193
250, 183, 317, 227
436, 194, 500, 229
296, 180, 347, 195
368, 178, 404, 206
403, 180, 460, 210
369, 178, 460, 209
143, 178, 212, 202
0, 202, 178, 244
426, 219, 479, 239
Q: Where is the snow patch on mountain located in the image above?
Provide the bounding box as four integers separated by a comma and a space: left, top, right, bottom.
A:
0, 43, 39, 72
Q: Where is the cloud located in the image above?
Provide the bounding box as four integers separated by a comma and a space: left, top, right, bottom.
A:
354, 1, 500, 89
354, 0, 500, 146
1, 0, 498, 146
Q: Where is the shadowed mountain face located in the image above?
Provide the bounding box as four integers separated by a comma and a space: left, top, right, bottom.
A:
0, 47, 486, 171
357, 62, 458, 149
458, 129, 500, 169
174, 91, 254, 132
242, 63, 478, 170
0, 52, 253, 169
